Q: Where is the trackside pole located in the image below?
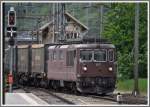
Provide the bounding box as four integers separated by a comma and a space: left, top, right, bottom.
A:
133, 3, 140, 96
9, 46, 13, 92
7, 7, 17, 93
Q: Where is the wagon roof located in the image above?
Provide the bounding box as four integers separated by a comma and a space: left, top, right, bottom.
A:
17, 45, 29, 48
32, 44, 44, 48
73, 44, 115, 48
48, 43, 115, 49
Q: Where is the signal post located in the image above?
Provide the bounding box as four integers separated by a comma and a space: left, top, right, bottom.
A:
7, 7, 17, 92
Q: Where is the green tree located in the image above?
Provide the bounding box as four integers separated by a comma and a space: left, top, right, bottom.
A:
103, 3, 147, 79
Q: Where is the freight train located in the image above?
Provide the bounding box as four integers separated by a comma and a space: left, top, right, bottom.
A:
4, 38, 117, 94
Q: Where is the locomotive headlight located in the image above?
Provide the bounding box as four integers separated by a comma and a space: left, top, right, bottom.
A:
108, 67, 113, 71
83, 66, 87, 71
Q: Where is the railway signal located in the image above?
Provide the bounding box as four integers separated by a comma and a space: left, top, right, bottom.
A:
8, 7, 16, 27
7, 7, 17, 38
7, 27, 17, 38
7, 7, 17, 93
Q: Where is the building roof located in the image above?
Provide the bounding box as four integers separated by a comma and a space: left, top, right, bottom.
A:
64, 12, 88, 30
39, 21, 53, 31
39, 12, 88, 32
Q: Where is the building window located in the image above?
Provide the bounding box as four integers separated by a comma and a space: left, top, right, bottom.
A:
71, 32, 73, 39
66, 33, 70, 39
74, 33, 77, 38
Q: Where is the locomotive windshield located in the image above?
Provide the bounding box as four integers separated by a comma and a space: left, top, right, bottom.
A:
94, 50, 106, 61
80, 50, 92, 61
80, 49, 107, 62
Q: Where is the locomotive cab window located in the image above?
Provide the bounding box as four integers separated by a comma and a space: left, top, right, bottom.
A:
108, 50, 114, 62
94, 50, 106, 62
80, 50, 93, 61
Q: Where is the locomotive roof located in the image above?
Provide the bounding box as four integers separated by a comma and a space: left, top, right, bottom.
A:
48, 43, 115, 49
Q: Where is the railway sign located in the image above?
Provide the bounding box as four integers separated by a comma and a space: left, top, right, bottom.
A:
7, 26, 17, 37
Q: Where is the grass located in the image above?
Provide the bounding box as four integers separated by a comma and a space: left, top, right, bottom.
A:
116, 78, 147, 94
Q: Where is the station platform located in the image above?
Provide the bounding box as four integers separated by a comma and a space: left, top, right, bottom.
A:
5, 93, 49, 105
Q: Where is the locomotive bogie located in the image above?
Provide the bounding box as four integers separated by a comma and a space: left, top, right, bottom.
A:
76, 77, 116, 94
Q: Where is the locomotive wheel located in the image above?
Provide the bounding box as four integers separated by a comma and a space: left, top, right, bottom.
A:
19, 77, 24, 85
52, 81, 57, 90
30, 78, 34, 86
45, 80, 49, 89
40, 79, 48, 88
34, 79, 40, 87
52, 81, 59, 91
19, 74, 26, 85
71, 83, 78, 94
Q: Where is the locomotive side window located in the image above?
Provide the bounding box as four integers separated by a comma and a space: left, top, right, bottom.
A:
52, 51, 57, 60
94, 50, 106, 62
49, 51, 52, 61
59, 50, 64, 60
80, 50, 93, 61
66, 50, 75, 66
108, 50, 114, 62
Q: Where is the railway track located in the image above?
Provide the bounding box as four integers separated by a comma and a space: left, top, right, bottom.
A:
17, 85, 147, 105
86, 94, 147, 104
17, 86, 117, 105
85, 94, 117, 102
19, 86, 75, 105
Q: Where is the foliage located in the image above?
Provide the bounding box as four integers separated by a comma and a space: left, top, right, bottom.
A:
117, 79, 147, 93
117, 52, 134, 80
103, 3, 147, 79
